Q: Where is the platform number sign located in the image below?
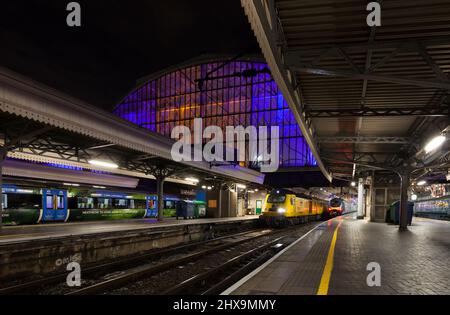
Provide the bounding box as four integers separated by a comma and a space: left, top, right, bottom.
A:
366, 262, 381, 287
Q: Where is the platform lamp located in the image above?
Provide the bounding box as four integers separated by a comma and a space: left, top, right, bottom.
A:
88, 159, 119, 169
424, 128, 448, 154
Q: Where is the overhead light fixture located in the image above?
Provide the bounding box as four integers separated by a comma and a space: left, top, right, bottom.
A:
63, 183, 80, 187
417, 180, 426, 186
236, 184, 246, 189
93, 186, 106, 189
88, 160, 119, 169
424, 135, 446, 153
201, 185, 207, 189
255, 189, 259, 192
16, 189, 34, 194
185, 178, 199, 184
207, 186, 212, 190
411, 194, 418, 201
351, 181, 356, 187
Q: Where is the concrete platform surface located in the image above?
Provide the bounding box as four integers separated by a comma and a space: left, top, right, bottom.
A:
225, 215, 450, 295
0, 216, 259, 244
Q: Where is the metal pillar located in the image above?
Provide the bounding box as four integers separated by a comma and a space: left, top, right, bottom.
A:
156, 175, 165, 222
0, 147, 6, 230
218, 187, 222, 218
357, 178, 365, 219
399, 172, 410, 231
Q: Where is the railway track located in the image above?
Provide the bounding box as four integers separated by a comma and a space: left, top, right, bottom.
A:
66, 228, 278, 295
0, 227, 267, 295
74, 222, 319, 295
1, 221, 321, 295
162, 237, 286, 295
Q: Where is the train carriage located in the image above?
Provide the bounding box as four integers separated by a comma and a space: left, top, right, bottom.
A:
1, 184, 200, 225
259, 189, 328, 227
327, 197, 345, 217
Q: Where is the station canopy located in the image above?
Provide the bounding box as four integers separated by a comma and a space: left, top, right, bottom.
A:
242, 0, 450, 184
0, 67, 264, 188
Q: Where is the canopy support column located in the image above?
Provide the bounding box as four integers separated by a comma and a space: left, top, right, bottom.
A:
399, 171, 411, 231
156, 175, 165, 222
0, 146, 6, 230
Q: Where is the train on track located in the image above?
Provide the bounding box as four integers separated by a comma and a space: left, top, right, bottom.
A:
1, 184, 354, 227
1, 185, 206, 225
413, 196, 450, 220
259, 189, 347, 227
328, 197, 347, 216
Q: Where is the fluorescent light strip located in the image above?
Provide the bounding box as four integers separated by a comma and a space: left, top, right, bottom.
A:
88, 160, 119, 169
63, 183, 80, 187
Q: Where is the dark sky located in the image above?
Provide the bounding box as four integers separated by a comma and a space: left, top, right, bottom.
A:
0, 0, 259, 110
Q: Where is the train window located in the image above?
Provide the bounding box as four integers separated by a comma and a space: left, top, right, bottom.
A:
291, 197, 295, 206
113, 198, 128, 209
135, 199, 146, 209
77, 197, 94, 209
2, 194, 7, 209
46, 195, 54, 209
56, 196, 65, 209
97, 198, 111, 209
148, 199, 156, 209
330, 199, 341, 207
6, 193, 41, 209
268, 195, 286, 203
165, 200, 175, 209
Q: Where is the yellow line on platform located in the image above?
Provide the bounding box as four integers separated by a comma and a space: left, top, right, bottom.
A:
316, 219, 343, 295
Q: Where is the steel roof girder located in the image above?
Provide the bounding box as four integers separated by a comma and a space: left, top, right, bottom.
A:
241, 0, 332, 181
287, 66, 450, 90
317, 137, 413, 144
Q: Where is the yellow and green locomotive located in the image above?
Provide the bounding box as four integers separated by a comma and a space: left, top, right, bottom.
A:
260, 189, 328, 226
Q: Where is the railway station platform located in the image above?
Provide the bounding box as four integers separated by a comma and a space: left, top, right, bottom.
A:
225, 215, 450, 295
0, 216, 258, 244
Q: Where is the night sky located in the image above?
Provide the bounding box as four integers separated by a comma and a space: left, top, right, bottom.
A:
0, 0, 259, 110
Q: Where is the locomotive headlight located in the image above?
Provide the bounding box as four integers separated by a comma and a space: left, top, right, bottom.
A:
277, 208, 286, 214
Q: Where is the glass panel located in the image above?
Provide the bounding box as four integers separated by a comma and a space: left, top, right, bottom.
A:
2, 194, 7, 209
6, 193, 41, 209
113, 61, 317, 168
268, 195, 286, 203
98, 198, 111, 209
113, 198, 127, 209
46, 195, 54, 209
57, 196, 65, 209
